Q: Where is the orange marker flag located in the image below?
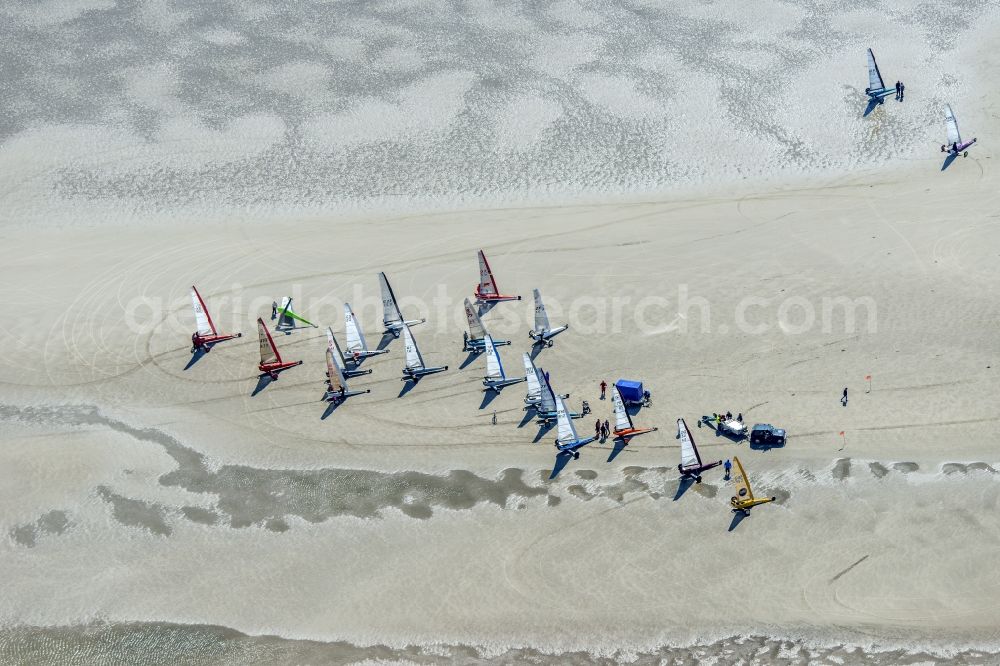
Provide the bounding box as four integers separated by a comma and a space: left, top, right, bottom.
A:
838, 430, 846, 450
865, 374, 872, 393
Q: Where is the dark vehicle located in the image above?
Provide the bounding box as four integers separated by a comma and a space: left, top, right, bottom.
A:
750, 424, 786, 448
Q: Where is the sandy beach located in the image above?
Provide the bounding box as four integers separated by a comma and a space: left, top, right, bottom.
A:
3, 161, 1000, 661
3, 0, 1000, 662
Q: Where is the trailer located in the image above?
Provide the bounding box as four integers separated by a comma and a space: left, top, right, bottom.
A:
698, 414, 747, 441
615, 379, 651, 407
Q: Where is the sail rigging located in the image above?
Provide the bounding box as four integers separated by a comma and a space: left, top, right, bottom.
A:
258, 318, 280, 365
190, 286, 216, 336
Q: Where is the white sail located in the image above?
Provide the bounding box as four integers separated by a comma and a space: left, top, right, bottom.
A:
945, 104, 962, 146
277, 296, 295, 328
478, 249, 498, 296
677, 418, 701, 469
326, 349, 345, 393
538, 368, 556, 413
344, 303, 368, 353
612, 386, 633, 432
533, 288, 551, 334
523, 353, 540, 399
866, 48, 884, 92
190, 286, 215, 336
402, 324, 424, 371
258, 318, 278, 365
464, 298, 485, 340
326, 327, 348, 371
555, 395, 579, 443
379, 272, 403, 325
484, 335, 503, 380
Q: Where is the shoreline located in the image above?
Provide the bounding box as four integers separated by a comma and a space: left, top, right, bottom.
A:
3, 620, 1000, 662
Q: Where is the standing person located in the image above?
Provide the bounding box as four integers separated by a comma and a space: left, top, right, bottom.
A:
600, 380, 607, 400
724, 458, 732, 480
462, 330, 469, 351
842, 387, 849, 406
603, 419, 610, 439
492, 410, 497, 425
895, 80, 901, 101
900, 82, 905, 101
271, 300, 278, 320
595, 419, 602, 439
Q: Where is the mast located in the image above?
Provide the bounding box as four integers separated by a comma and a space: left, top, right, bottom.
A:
867, 48, 884, 91
538, 369, 556, 413
612, 386, 634, 432
402, 324, 424, 370
326, 349, 345, 392
258, 318, 281, 365
555, 396, 579, 444
485, 335, 503, 380
732, 456, 753, 501
533, 289, 550, 334
191, 286, 217, 336
344, 303, 367, 352
523, 353, 540, 399
379, 272, 404, 325
478, 249, 499, 296
464, 298, 486, 340
677, 418, 701, 469
945, 105, 962, 146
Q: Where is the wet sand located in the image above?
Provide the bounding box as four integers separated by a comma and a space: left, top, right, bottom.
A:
3, 6, 1000, 657
3, 158, 1000, 659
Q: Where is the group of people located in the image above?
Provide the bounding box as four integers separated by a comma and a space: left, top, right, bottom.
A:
894, 80, 905, 101
595, 418, 612, 441
717, 411, 743, 423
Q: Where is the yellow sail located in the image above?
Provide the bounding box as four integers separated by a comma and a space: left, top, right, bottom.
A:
731, 456, 753, 503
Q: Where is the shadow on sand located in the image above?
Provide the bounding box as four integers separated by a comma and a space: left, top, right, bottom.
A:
606, 438, 629, 463
626, 403, 644, 417
459, 351, 480, 370
941, 152, 958, 171
549, 452, 573, 480
749, 440, 783, 452
320, 400, 342, 420
251, 375, 273, 396
533, 420, 554, 443
863, 97, 884, 117
479, 389, 500, 410
398, 379, 418, 398
377, 331, 396, 351
673, 476, 694, 501
183, 348, 206, 370
728, 510, 748, 532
